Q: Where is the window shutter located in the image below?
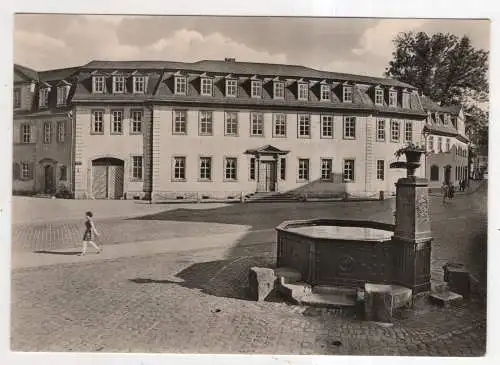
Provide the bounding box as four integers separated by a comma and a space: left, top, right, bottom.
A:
28, 162, 35, 180
30, 123, 37, 143
13, 123, 21, 144
13, 162, 20, 180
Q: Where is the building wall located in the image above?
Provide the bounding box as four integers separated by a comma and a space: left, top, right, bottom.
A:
13, 82, 35, 112
426, 136, 469, 189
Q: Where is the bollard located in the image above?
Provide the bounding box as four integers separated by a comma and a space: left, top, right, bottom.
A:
379, 190, 384, 201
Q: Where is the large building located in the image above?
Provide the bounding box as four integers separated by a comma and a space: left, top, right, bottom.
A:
15, 58, 467, 201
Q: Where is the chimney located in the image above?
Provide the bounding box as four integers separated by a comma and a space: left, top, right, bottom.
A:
224, 58, 236, 63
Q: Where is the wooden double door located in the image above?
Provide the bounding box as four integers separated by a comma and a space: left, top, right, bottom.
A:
257, 160, 277, 192
92, 158, 124, 199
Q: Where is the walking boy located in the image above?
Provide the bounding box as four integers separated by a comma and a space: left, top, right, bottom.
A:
80, 211, 101, 255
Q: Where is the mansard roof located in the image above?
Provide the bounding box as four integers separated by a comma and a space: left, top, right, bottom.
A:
14, 64, 39, 81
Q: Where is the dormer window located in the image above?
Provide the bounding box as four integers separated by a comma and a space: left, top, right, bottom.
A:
175, 76, 187, 95
14, 88, 21, 108
343, 85, 353, 103
57, 86, 69, 106
226, 79, 237, 97
93, 75, 105, 93
251, 80, 262, 98
375, 88, 384, 105
113, 75, 125, 93
402, 91, 410, 108
133, 76, 145, 93
273, 81, 284, 99
201, 78, 213, 96
298, 82, 308, 101
389, 90, 397, 107
320, 84, 330, 101
39, 88, 49, 108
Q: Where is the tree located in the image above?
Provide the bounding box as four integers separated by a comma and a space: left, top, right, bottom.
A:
385, 32, 489, 106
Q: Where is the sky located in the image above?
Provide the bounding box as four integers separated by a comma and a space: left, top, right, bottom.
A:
14, 15, 490, 77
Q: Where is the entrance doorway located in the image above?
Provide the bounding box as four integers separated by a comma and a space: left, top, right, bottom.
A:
43, 165, 55, 194
257, 161, 277, 192
92, 157, 124, 199
444, 165, 452, 185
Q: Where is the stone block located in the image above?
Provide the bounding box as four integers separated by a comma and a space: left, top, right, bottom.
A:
364, 283, 393, 323
274, 267, 302, 284
391, 285, 413, 309
248, 267, 276, 301
429, 291, 463, 307
443, 263, 471, 299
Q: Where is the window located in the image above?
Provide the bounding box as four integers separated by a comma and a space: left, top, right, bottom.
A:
131, 156, 143, 180
113, 76, 125, 93
391, 120, 400, 142
224, 158, 237, 180
298, 83, 308, 101
280, 158, 286, 180
57, 86, 68, 105
134, 76, 145, 93
201, 78, 213, 96
375, 88, 384, 105
343, 86, 353, 103
39, 88, 49, 107
225, 112, 238, 136
57, 121, 65, 143
343, 116, 356, 139
20, 162, 31, 180
250, 112, 264, 136
199, 111, 213, 135
376, 160, 385, 180
376, 119, 386, 141
321, 159, 333, 180
22, 124, 31, 143
430, 165, 439, 181
320, 84, 330, 101
273, 113, 287, 137
93, 76, 105, 93
343, 159, 355, 181
402, 92, 410, 108
111, 110, 123, 134
446, 138, 451, 152
428, 136, 434, 153
249, 158, 256, 180
92, 110, 104, 134
199, 157, 212, 180
59, 165, 67, 181
455, 166, 458, 180
173, 110, 187, 135
298, 114, 311, 138
14, 88, 21, 108
321, 115, 334, 138
389, 91, 397, 107
175, 76, 187, 95
274, 82, 284, 99
43, 122, 52, 144
405, 121, 413, 142
131, 110, 143, 134
298, 159, 309, 181
438, 137, 443, 152
173, 157, 186, 180
251, 80, 262, 98
226, 79, 237, 97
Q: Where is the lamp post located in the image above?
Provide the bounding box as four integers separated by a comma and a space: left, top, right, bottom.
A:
422, 127, 430, 179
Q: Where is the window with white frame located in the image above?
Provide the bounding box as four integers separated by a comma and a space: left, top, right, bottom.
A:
21, 162, 31, 180
321, 159, 333, 180
226, 79, 237, 97
131, 156, 143, 180
39, 88, 49, 107
57, 121, 65, 143
224, 158, 237, 180
250, 112, 264, 136
376, 119, 386, 141
298, 83, 308, 101
92, 110, 104, 134
389, 91, 397, 107
57, 86, 68, 105
113, 75, 125, 93
343, 159, 355, 181
59, 165, 67, 181
199, 157, 212, 180
249, 158, 256, 180
402, 92, 410, 108
404, 121, 413, 142
274, 81, 284, 99
201, 78, 213, 96
251, 80, 262, 98
298, 159, 309, 181
131, 110, 143, 134
343, 86, 353, 103
446, 138, 451, 152
391, 120, 400, 142
93, 76, 105, 93
428, 136, 434, 153
22, 124, 31, 143
438, 137, 443, 152
320, 84, 330, 101
199, 111, 213, 135
280, 158, 286, 180
225, 112, 238, 136
173, 157, 186, 180
273, 113, 286, 137
134, 76, 145, 93
376, 160, 385, 180
173, 110, 187, 135
14, 88, 21, 108
298, 114, 311, 137
321, 115, 334, 138
175, 76, 187, 95
111, 110, 123, 134
375, 88, 384, 105
43, 122, 52, 144
343, 116, 356, 139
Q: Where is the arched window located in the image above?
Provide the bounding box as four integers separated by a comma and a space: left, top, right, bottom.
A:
430, 165, 439, 181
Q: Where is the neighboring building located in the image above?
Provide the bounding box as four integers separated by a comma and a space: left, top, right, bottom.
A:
13, 64, 77, 196
420, 96, 470, 190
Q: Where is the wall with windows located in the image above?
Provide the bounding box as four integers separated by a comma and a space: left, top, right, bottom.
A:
12, 118, 37, 193
426, 137, 469, 189
74, 105, 145, 199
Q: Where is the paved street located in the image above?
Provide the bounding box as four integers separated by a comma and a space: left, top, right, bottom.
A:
10, 183, 487, 355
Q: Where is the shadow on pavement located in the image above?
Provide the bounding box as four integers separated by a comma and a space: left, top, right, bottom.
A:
33, 250, 81, 256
